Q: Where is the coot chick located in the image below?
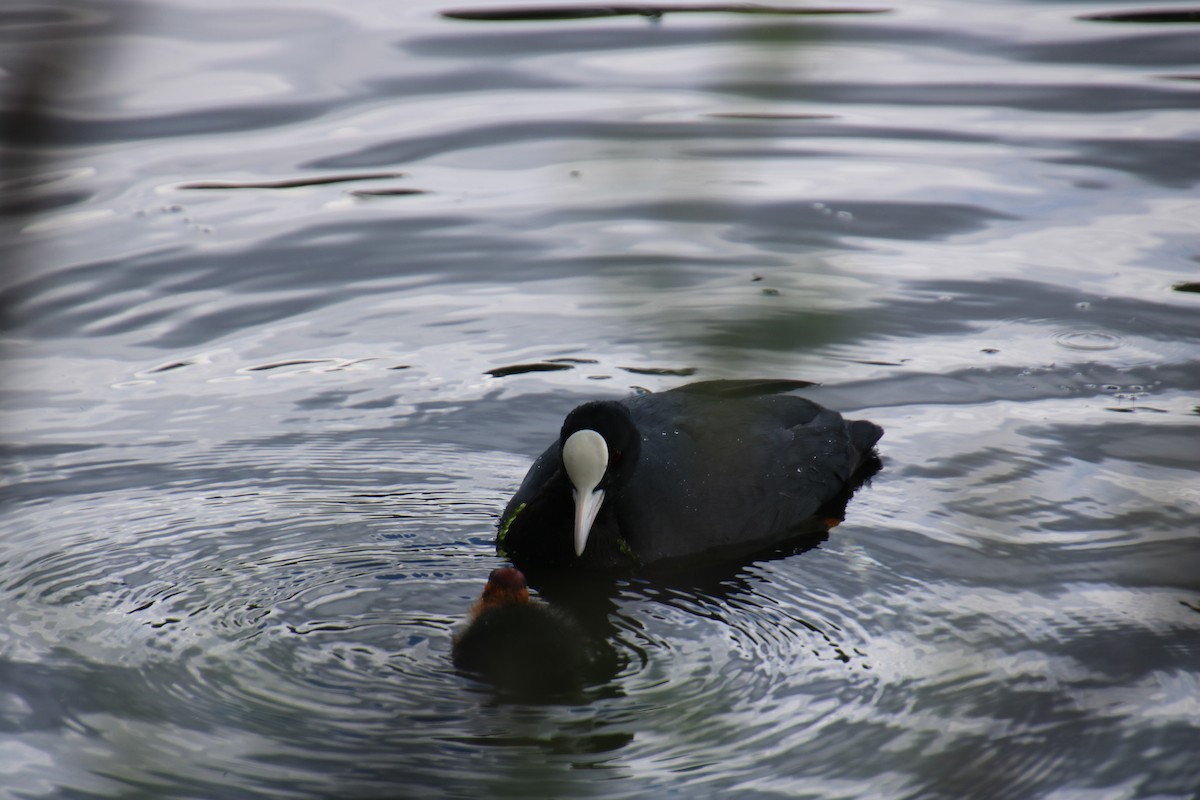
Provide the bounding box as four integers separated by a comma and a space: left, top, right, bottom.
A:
498, 379, 883, 570
452, 567, 593, 697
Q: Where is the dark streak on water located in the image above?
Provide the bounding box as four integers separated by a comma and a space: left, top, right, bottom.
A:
440, 4, 892, 22
179, 172, 407, 190
1080, 8, 1200, 24
486, 362, 575, 377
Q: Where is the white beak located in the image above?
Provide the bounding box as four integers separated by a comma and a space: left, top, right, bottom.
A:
562, 429, 608, 557
572, 487, 606, 557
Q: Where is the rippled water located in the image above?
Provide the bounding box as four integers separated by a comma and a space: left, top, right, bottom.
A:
2, 1, 1199, 798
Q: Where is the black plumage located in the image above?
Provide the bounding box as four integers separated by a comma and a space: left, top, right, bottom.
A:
498, 379, 883, 570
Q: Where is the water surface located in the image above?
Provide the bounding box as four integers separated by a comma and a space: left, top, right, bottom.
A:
2, 0, 1199, 797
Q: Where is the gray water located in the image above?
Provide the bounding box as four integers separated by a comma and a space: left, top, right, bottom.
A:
2, 1, 1199, 798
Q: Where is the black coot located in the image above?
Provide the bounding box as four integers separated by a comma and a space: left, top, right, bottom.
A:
498, 379, 883, 570
451, 567, 593, 696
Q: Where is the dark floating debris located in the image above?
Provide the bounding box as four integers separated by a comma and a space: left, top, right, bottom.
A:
619, 366, 697, 376
146, 360, 193, 374
245, 359, 336, 372
179, 172, 405, 190
827, 355, 906, 367
1079, 8, 1200, 23
1172, 281, 1200, 293
487, 362, 575, 377
442, 4, 891, 22
546, 357, 600, 364
348, 188, 428, 198
708, 112, 837, 120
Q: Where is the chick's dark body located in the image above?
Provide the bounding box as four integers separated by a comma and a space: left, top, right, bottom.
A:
452, 602, 592, 695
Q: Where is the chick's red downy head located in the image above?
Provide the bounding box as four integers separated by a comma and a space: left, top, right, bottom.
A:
474, 567, 529, 614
